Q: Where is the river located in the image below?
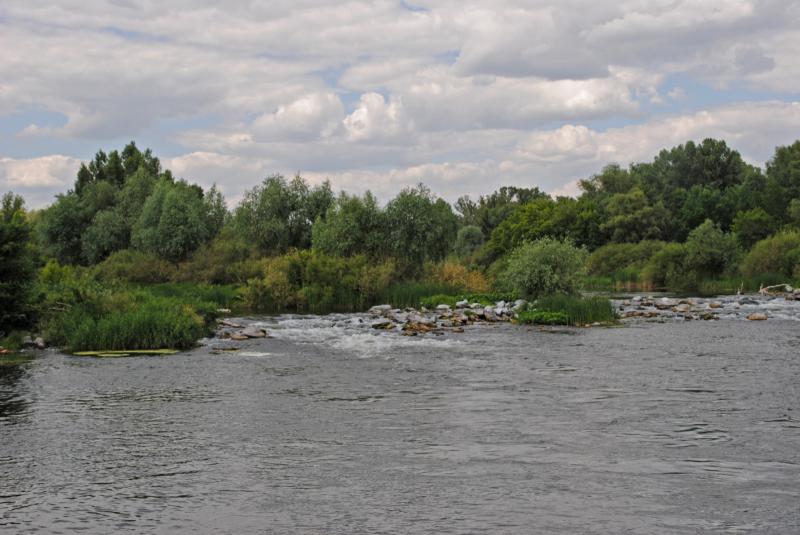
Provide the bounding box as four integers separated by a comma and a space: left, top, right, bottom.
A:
1, 312, 799, 533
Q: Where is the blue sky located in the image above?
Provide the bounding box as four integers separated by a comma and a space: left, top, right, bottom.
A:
1, 1, 799, 208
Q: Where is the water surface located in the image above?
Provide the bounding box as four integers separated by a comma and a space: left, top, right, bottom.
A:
2, 317, 799, 533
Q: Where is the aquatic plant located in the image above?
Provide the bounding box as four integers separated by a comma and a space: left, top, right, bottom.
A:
527, 295, 616, 326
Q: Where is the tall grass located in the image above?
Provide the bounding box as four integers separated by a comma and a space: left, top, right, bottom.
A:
44, 291, 218, 352
378, 282, 461, 309
143, 282, 240, 308
525, 294, 616, 326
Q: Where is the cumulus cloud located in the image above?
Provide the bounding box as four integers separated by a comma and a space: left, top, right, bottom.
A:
1, 1, 798, 207
0, 155, 81, 207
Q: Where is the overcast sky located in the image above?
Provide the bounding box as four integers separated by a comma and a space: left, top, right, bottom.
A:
1, 0, 799, 208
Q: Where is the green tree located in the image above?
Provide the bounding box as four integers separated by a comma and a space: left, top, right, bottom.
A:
600, 188, 669, 243
0, 193, 36, 331
732, 208, 776, 249
684, 219, 738, 278
38, 192, 92, 265
454, 225, 484, 258
132, 181, 214, 261
384, 184, 459, 272
498, 238, 587, 298
312, 192, 386, 258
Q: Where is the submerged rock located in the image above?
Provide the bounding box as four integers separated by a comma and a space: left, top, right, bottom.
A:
371, 319, 395, 330
240, 327, 268, 338
747, 312, 768, 321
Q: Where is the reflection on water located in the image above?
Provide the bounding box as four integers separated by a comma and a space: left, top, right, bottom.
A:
1, 318, 799, 533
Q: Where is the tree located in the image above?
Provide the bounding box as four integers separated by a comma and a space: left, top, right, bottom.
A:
454, 225, 484, 258
384, 184, 459, 272
498, 238, 587, 299
684, 219, 739, 278
312, 192, 386, 258
132, 181, 214, 261
600, 188, 669, 243
732, 208, 776, 249
38, 192, 92, 265
234, 175, 333, 255
0, 193, 36, 331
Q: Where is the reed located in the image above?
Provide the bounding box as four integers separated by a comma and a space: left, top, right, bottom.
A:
525, 294, 617, 326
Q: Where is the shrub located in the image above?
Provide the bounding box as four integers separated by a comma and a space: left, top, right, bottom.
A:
498, 238, 587, 299
423, 261, 490, 293
740, 231, 800, 278
586, 240, 667, 277
94, 249, 176, 283
641, 243, 692, 290
683, 219, 739, 278
454, 225, 484, 258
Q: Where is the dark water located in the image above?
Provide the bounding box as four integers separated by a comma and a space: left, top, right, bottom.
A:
2, 318, 799, 534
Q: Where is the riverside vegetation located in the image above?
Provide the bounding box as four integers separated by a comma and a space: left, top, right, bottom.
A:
3, 138, 800, 353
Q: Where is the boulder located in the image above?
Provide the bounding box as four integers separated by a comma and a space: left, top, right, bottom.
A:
673, 303, 692, 314
435, 304, 452, 312
455, 300, 469, 308
483, 306, 497, 321
654, 298, 677, 310
230, 332, 249, 341
241, 327, 268, 338
747, 312, 768, 321
708, 302, 723, 309
218, 318, 244, 328
368, 304, 393, 315
371, 319, 395, 330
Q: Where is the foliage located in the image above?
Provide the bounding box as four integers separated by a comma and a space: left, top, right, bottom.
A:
498, 238, 587, 299
0, 193, 36, 332
732, 208, 776, 249
516, 311, 571, 325
683, 219, 739, 278
640, 243, 691, 290
518, 295, 616, 325
94, 249, 177, 283
384, 184, 459, 274
740, 231, 800, 278
234, 175, 333, 255
46, 292, 215, 352
377, 282, 462, 309
453, 225, 484, 258
175, 227, 255, 284
131, 180, 218, 262
311, 192, 386, 258
423, 261, 490, 293
242, 250, 399, 313
586, 240, 667, 277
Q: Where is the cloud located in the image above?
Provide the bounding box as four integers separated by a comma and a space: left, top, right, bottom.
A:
1, 1, 798, 209
0, 155, 81, 208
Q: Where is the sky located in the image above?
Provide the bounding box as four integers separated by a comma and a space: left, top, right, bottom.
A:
1, 0, 799, 209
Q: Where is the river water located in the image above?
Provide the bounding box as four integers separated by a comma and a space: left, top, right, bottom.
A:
1, 313, 799, 533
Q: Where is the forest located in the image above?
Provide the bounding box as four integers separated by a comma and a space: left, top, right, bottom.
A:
2, 138, 800, 352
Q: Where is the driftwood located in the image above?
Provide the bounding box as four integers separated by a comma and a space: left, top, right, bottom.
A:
759, 283, 794, 295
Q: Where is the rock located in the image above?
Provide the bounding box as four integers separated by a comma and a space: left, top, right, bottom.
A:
673, 304, 691, 314
470, 303, 484, 310
218, 318, 244, 328
513, 299, 527, 311
34, 337, 46, 349
371, 319, 395, 330
654, 298, 677, 310
435, 304, 451, 312
216, 308, 232, 314
739, 297, 759, 306
700, 312, 717, 321
368, 304, 393, 315
403, 322, 432, 333
241, 327, 267, 338
455, 300, 469, 308
747, 312, 768, 321
230, 333, 249, 341
708, 302, 723, 309
483, 306, 497, 321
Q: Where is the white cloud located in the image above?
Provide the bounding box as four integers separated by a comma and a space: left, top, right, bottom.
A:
0, 155, 81, 208
252, 92, 345, 141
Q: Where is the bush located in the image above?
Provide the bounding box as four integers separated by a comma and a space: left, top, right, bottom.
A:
586, 240, 667, 277
498, 238, 587, 299
242, 250, 400, 313
423, 261, 490, 293
454, 225, 484, 258
740, 231, 800, 278
174, 227, 253, 284
94, 249, 176, 283
641, 243, 692, 290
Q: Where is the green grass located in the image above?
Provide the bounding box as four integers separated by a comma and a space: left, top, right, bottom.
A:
142, 282, 240, 308
525, 294, 617, 326
43, 290, 219, 352
516, 311, 571, 325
